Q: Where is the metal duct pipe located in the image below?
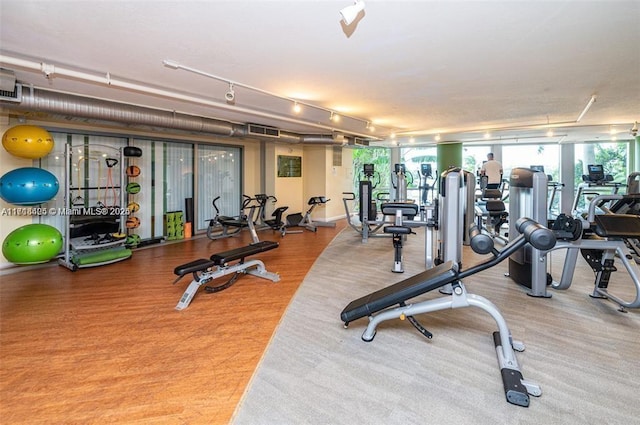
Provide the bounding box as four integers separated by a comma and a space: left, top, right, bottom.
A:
277, 131, 346, 145
4, 86, 245, 137
2, 86, 357, 145
300, 135, 346, 145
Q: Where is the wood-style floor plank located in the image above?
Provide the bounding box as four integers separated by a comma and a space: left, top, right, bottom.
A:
0, 222, 344, 424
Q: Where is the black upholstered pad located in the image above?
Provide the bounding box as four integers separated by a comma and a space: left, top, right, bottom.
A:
341, 261, 457, 323
384, 225, 413, 235
174, 258, 217, 276
210, 240, 279, 265
594, 214, 640, 238
485, 200, 506, 212
380, 202, 419, 218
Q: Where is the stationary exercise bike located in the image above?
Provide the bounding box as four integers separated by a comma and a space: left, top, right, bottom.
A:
286, 196, 336, 232
206, 195, 261, 243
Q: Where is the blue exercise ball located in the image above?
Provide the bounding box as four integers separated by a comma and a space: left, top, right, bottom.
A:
0, 167, 59, 205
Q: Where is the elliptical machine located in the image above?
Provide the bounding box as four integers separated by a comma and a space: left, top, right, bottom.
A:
391, 163, 413, 203
343, 163, 387, 237
418, 163, 437, 206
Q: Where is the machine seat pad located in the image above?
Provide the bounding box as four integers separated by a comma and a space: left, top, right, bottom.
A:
174, 258, 217, 276
485, 200, 506, 213
594, 214, 640, 238
482, 189, 502, 199
384, 225, 413, 235
380, 202, 419, 218
210, 240, 279, 266
341, 261, 458, 323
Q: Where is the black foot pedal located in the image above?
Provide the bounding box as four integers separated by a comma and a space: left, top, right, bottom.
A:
492, 331, 540, 407
500, 368, 530, 407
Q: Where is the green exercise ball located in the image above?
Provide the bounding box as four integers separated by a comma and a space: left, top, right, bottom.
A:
2, 223, 63, 264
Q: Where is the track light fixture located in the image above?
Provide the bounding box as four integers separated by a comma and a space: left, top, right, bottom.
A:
340, 1, 365, 26
161, 58, 391, 138
630, 121, 638, 137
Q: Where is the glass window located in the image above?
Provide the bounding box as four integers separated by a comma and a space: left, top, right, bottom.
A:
573, 142, 629, 212
400, 146, 437, 204
33, 130, 243, 245
574, 142, 628, 186
502, 144, 561, 213
351, 147, 391, 205
502, 144, 560, 182
164, 142, 194, 212
196, 144, 242, 232
462, 145, 492, 177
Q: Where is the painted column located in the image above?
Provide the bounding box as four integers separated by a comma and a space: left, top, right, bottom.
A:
437, 143, 462, 175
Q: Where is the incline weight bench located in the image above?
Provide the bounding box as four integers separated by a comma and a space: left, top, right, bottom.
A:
341, 218, 557, 407
173, 240, 280, 310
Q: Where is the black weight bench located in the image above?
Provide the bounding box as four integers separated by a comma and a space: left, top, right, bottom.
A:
341, 261, 457, 324
173, 241, 280, 310
210, 240, 279, 265
174, 258, 217, 276
341, 218, 557, 407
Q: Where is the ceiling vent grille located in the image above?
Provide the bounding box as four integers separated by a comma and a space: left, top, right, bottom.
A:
247, 123, 280, 138
349, 137, 369, 147
0, 83, 21, 103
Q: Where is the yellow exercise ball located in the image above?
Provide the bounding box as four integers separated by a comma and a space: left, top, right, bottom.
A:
2, 125, 55, 159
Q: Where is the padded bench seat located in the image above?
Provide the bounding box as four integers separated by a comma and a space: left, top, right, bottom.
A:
380, 202, 419, 220
341, 260, 458, 324
174, 258, 216, 276
210, 240, 279, 266
384, 225, 413, 235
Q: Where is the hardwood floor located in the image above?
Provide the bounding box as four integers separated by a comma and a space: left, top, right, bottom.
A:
0, 222, 345, 424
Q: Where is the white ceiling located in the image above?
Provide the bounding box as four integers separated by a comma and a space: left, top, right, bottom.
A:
1, 0, 639, 147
